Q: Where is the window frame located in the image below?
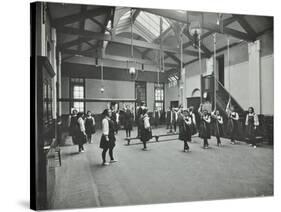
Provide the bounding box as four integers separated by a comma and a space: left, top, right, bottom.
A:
69, 78, 85, 113
154, 83, 165, 111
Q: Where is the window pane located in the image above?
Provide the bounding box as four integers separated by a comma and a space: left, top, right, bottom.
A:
73, 85, 84, 99
74, 101, 84, 113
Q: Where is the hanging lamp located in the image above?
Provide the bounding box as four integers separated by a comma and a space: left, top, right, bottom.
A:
128, 9, 137, 78
189, 13, 203, 48
100, 48, 105, 93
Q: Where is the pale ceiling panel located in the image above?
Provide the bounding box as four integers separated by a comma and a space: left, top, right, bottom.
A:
227, 21, 247, 33
84, 18, 100, 32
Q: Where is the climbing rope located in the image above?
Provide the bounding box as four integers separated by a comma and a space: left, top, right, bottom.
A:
213, 33, 217, 110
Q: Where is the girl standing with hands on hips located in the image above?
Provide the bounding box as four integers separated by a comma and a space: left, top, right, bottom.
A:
84, 110, 96, 144
245, 107, 259, 148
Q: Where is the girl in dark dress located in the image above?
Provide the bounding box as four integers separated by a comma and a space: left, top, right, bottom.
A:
211, 110, 224, 146
245, 107, 259, 148
124, 105, 134, 138
77, 112, 87, 153
68, 109, 79, 146
226, 99, 240, 144
111, 109, 118, 134
100, 109, 117, 166
198, 104, 211, 149
140, 108, 152, 151
84, 110, 96, 144
178, 109, 192, 152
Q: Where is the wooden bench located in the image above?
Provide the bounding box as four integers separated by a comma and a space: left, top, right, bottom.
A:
244, 136, 264, 146
153, 133, 179, 142
125, 133, 179, 145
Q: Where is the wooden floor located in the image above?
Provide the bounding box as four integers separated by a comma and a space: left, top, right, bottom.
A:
51, 127, 273, 210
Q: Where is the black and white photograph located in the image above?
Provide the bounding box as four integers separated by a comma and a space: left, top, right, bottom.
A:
30, 1, 274, 210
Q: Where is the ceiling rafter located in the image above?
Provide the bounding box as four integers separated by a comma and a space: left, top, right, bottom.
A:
57, 26, 180, 53
98, 8, 113, 49
62, 55, 75, 62
61, 49, 178, 68
60, 37, 93, 49
59, 8, 113, 55
78, 5, 87, 52
53, 7, 110, 26
165, 52, 181, 64
232, 15, 257, 40
85, 41, 97, 49
89, 17, 111, 32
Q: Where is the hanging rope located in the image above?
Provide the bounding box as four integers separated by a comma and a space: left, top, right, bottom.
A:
180, 32, 184, 105
213, 33, 217, 110
160, 17, 165, 73
227, 37, 231, 100
198, 33, 202, 104
100, 51, 104, 93
130, 9, 133, 59
157, 50, 160, 86
101, 59, 103, 81
129, 9, 138, 81
157, 17, 163, 86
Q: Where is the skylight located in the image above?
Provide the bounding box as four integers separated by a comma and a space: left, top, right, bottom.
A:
136, 11, 170, 38
120, 10, 131, 21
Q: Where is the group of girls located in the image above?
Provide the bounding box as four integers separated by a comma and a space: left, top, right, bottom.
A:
69, 109, 96, 153
197, 105, 223, 149
196, 98, 260, 150
69, 98, 260, 165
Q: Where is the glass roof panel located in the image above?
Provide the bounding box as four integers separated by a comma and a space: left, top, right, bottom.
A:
120, 10, 131, 21
136, 11, 170, 38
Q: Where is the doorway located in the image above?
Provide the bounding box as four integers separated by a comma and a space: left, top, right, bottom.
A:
170, 101, 179, 108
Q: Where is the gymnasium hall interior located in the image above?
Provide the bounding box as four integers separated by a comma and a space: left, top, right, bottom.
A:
31, 2, 273, 210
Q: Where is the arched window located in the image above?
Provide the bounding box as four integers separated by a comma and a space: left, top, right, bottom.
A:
191, 88, 200, 97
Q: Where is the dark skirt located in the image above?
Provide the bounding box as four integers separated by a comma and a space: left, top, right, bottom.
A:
70, 128, 80, 144
85, 126, 95, 135
246, 123, 256, 139
124, 120, 133, 131
76, 132, 87, 145
213, 121, 224, 137
227, 119, 238, 135
179, 125, 192, 141
190, 122, 198, 135
140, 128, 152, 142
199, 122, 211, 139
99, 134, 116, 149
113, 121, 119, 131
69, 126, 79, 137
